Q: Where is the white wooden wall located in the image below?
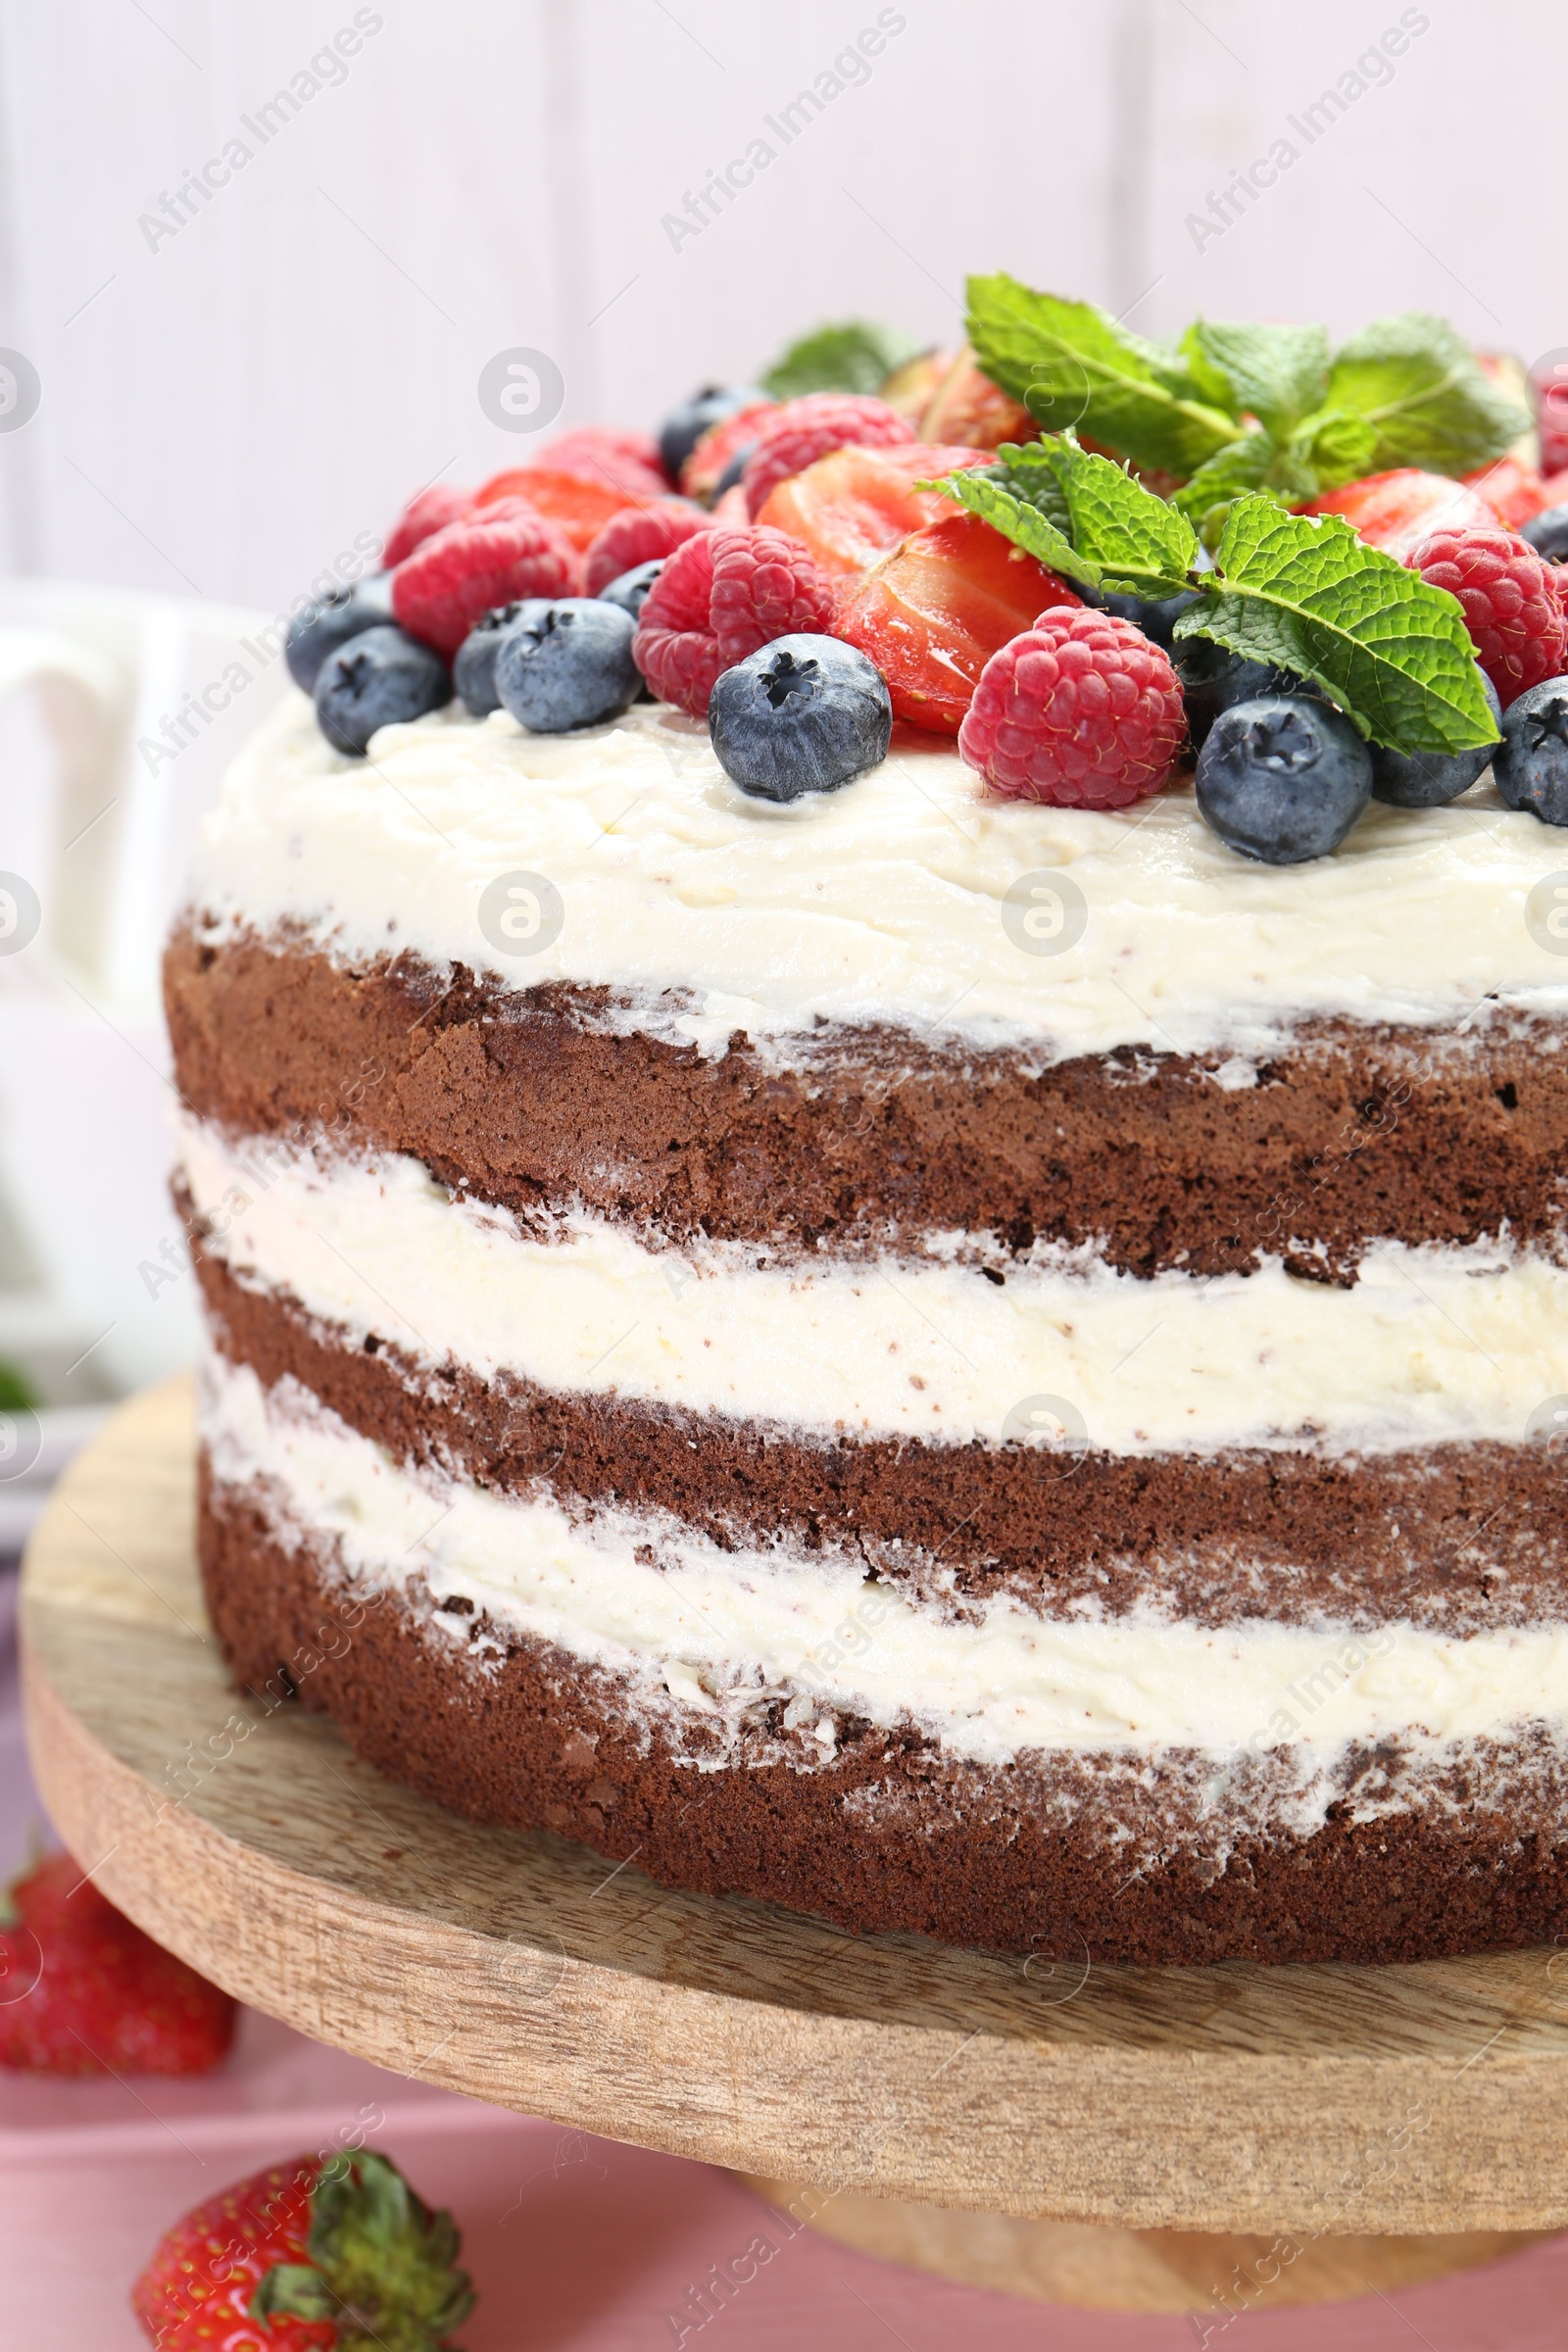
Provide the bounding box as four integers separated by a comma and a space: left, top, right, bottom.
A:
0, 0, 1560, 614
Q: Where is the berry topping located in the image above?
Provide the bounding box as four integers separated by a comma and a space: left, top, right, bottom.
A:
454, 599, 554, 716
709, 634, 892, 803
315, 626, 451, 756
958, 608, 1186, 809
0, 1850, 234, 2076
494, 598, 641, 732
1522, 504, 1568, 564
531, 425, 667, 496
132, 2148, 474, 2352
1403, 524, 1568, 708
1371, 665, 1501, 807
632, 525, 835, 718
584, 497, 709, 596
1196, 696, 1373, 863
391, 507, 579, 655
885, 345, 1038, 450
383, 483, 470, 568
741, 393, 915, 518
284, 573, 394, 693
468, 466, 645, 555
659, 385, 769, 487
755, 442, 989, 580
1460, 454, 1549, 530
596, 559, 665, 620
1494, 678, 1568, 826
1175, 641, 1327, 753
679, 400, 780, 503
834, 509, 1082, 734
1302, 468, 1501, 560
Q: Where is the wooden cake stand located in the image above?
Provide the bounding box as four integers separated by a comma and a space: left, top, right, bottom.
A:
19, 1379, 1568, 2316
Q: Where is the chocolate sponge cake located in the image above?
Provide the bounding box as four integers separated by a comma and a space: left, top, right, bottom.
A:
167, 688, 1568, 1967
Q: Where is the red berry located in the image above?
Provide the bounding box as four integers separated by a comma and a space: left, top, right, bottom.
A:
383, 484, 471, 568
391, 507, 580, 655
1460, 454, 1549, 531
742, 393, 915, 518
1302, 467, 1500, 560
0, 1850, 234, 2076
583, 497, 710, 596
958, 609, 1186, 809
468, 466, 643, 555
679, 400, 779, 502
532, 425, 667, 497
756, 442, 990, 580
1404, 524, 1568, 708
633, 525, 835, 717
133, 2148, 474, 2352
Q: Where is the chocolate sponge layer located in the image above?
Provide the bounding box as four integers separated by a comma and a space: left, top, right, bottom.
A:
199, 1463, 1568, 1969
165, 925, 1568, 1282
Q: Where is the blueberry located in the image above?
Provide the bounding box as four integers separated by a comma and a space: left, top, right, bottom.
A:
1075, 580, 1200, 653
712, 443, 757, 499
1494, 676, 1568, 825
596, 560, 664, 621
657, 384, 766, 484
1370, 667, 1502, 808
1196, 696, 1373, 863
285, 573, 394, 692
314, 625, 450, 757
454, 600, 554, 717
1522, 504, 1568, 564
494, 598, 640, 733
1175, 639, 1327, 751
709, 634, 892, 803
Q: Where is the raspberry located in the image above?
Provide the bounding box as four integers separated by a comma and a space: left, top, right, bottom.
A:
680, 401, 779, 502
1404, 525, 1568, 709
383, 482, 470, 568
741, 395, 915, 519
632, 526, 835, 717
957, 609, 1186, 808
391, 506, 580, 656
583, 498, 710, 596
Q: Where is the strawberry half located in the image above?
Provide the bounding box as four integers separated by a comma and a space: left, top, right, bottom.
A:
0, 1850, 234, 2076
756, 443, 992, 581
834, 509, 1083, 733
1301, 467, 1502, 560
469, 466, 649, 555
132, 2147, 473, 2352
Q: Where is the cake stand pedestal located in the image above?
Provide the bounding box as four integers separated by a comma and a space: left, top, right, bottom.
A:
19, 1380, 1568, 2318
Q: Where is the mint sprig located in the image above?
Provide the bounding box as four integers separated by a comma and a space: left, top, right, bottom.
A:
932, 442, 1498, 758
1322, 312, 1529, 479
760, 319, 921, 401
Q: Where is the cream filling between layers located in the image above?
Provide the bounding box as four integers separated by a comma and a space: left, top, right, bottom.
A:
183, 693, 1568, 1065
182, 1121, 1568, 1456
205, 1352, 1568, 1778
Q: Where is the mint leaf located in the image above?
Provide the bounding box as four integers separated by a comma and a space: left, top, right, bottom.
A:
966, 274, 1239, 477
1285, 406, 1381, 493
1175, 496, 1498, 754
1325, 313, 1530, 477
1172, 426, 1277, 540
1180, 321, 1329, 434
931, 436, 1199, 599
760, 319, 921, 401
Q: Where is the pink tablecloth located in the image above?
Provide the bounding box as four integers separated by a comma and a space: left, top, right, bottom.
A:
4, 1564, 1567, 2351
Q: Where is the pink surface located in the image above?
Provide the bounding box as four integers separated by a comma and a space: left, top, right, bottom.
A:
5, 1565, 1568, 2349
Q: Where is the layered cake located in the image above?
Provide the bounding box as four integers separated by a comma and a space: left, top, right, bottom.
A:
167, 289, 1568, 1965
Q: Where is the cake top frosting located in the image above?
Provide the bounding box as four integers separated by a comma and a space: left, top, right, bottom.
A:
187, 690, 1568, 1063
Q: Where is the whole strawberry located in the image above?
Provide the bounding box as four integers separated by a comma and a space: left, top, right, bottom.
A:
133, 2147, 473, 2352
958, 608, 1186, 809
0, 1850, 234, 2076
632, 525, 835, 716
1405, 524, 1568, 709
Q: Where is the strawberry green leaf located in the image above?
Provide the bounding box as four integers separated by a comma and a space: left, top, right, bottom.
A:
1325, 312, 1531, 477
966, 274, 1239, 477
1175, 496, 1498, 754
760, 318, 922, 401
1180, 321, 1330, 434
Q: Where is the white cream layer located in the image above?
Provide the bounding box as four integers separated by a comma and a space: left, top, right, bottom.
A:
205, 1350, 1568, 1775
183, 693, 1568, 1065
182, 1121, 1568, 1457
